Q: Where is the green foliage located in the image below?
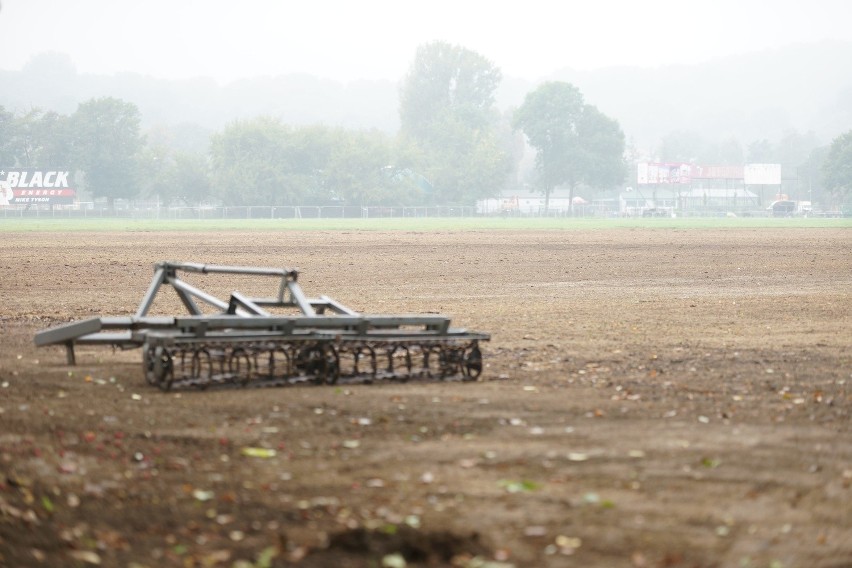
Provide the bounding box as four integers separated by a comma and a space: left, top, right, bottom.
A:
400, 42, 501, 138
0, 106, 74, 169
577, 105, 628, 189
0, 106, 17, 166
323, 128, 398, 205
513, 81, 626, 209
398, 41, 511, 204
135, 124, 214, 205
209, 117, 318, 205
822, 130, 852, 205
499, 479, 542, 493
22, 109, 74, 169
169, 153, 213, 205
209, 119, 402, 206
141, 149, 212, 206
69, 97, 144, 203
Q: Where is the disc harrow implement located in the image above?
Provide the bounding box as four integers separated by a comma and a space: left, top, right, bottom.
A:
35, 261, 489, 390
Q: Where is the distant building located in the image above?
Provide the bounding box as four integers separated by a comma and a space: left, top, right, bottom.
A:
476, 189, 604, 216
476, 162, 785, 217
620, 186, 760, 216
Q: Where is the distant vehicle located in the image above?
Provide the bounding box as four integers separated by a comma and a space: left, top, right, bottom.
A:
768, 200, 797, 217
642, 207, 672, 218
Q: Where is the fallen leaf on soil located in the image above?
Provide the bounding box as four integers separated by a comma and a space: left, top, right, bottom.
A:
192, 489, 214, 501
68, 550, 102, 564
382, 552, 407, 568
555, 535, 582, 551
241, 447, 276, 458
499, 480, 541, 493
202, 549, 232, 564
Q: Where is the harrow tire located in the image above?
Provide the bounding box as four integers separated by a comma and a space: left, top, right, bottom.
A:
463, 342, 483, 381
143, 345, 157, 386
152, 345, 174, 391
296, 344, 340, 385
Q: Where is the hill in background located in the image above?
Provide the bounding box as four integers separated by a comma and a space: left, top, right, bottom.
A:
2, 40, 850, 152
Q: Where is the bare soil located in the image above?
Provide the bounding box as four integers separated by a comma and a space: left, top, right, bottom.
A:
0, 227, 850, 568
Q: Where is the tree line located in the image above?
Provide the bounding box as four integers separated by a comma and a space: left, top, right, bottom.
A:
0, 42, 627, 210
2, 42, 850, 210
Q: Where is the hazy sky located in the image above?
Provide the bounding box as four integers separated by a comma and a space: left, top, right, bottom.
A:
1, 0, 850, 84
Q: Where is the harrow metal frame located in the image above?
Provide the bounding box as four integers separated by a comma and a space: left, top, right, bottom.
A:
35, 261, 489, 389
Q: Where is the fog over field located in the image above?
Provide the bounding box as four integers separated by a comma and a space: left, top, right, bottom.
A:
1, 0, 851, 149
5, 1, 850, 85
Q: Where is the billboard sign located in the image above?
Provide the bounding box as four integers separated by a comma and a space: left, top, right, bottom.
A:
638, 162, 692, 184
690, 165, 744, 179
743, 164, 781, 185
639, 163, 781, 185
0, 169, 77, 205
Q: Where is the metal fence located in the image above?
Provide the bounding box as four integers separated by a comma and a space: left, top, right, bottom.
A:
1, 203, 825, 220
0, 205, 478, 219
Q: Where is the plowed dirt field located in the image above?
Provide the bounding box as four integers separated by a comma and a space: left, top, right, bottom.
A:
1, 227, 850, 567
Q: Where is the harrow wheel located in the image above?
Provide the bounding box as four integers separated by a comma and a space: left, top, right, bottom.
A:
463, 342, 483, 380
151, 345, 174, 391
143, 344, 157, 386
295, 343, 340, 384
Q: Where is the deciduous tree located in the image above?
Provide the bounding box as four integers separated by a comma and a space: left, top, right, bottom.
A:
17, 108, 73, 169
822, 130, 852, 206
513, 81, 626, 212
141, 146, 212, 206
398, 42, 510, 203
0, 107, 74, 169
69, 97, 144, 206
323, 128, 397, 205
210, 117, 296, 205
0, 106, 17, 166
